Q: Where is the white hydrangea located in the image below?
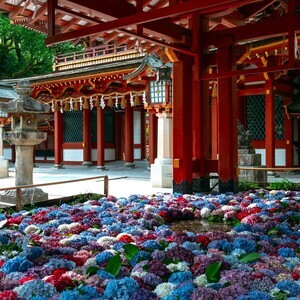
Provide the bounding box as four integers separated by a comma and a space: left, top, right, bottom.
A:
59, 234, 81, 245
200, 207, 212, 218
131, 269, 148, 278
166, 261, 189, 272
193, 274, 208, 286
221, 205, 236, 211
57, 222, 81, 232
154, 283, 176, 298
97, 236, 117, 247
24, 225, 41, 235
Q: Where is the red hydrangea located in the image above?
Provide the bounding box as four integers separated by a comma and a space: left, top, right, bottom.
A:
0, 291, 18, 300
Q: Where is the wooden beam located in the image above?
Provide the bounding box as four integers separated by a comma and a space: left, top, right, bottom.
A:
204, 14, 300, 47
47, 0, 57, 37
45, 0, 255, 45
239, 0, 277, 21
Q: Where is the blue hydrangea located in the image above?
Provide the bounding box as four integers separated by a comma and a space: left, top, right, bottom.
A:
233, 238, 257, 253
95, 250, 114, 264
236, 290, 272, 300
103, 277, 138, 299
0, 213, 6, 221
182, 241, 201, 252
168, 271, 193, 284
142, 273, 162, 286
45, 258, 76, 270
233, 223, 252, 232
46, 210, 70, 219
1, 256, 33, 274
17, 279, 57, 300
142, 240, 162, 250
25, 246, 44, 260
207, 239, 233, 253
101, 217, 117, 225
0, 233, 9, 245
278, 247, 296, 258
130, 250, 151, 266
276, 280, 300, 297
97, 269, 115, 279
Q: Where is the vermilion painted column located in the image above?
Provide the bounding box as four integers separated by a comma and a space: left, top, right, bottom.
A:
191, 14, 211, 192
82, 108, 92, 166
211, 90, 218, 160
140, 108, 146, 160
54, 110, 63, 168
284, 97, 293, 167
265, 79, 275, 168
124, 102, 135, 167
172, 55, 193, 194
217, 45, 238, 193
148, 112, 157, 167
97, 106, 105, 169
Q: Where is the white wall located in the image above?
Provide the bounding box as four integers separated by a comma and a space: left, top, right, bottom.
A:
255, 148, 285, 166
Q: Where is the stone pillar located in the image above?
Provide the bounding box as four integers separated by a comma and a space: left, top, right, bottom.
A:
0, 124, 8, 178
151, 111, 172, 187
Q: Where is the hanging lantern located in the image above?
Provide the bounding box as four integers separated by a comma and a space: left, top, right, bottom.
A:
107, 95, 114, 107
89, 96, 94, 110
142, 91, 147, 105
134, 94, 140, 106
60, 101, 64, 113
74, 100, 79, 111
121, 95, 126, 108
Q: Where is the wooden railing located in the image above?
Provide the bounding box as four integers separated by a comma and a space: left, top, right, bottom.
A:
53, 44, 145, 71
0, 175, 109, 212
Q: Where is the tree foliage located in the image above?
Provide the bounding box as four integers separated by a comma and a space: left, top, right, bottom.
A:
0, 14, 83, 79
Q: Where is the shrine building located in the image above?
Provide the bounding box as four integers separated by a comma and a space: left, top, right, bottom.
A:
0, 0, 300, 194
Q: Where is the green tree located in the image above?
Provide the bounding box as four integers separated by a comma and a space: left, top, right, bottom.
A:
0, 13, 82, 79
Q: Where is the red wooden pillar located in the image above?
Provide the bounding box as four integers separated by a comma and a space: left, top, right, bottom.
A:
284, 97, 293, 167
140, 108, 146, 160
82, 108, 92, 166
211, 88, 218, 160
124, 101, 135, 167
172, 55, 193, 194
191, 14, 211, 192
265, 80, 275, 168
97, 106, 105, 169
54, 110, 63, 168
148, 112, 157, 167
217, 45, 238, 192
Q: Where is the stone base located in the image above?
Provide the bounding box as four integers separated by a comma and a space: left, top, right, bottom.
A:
151, 158, 172, 188
124, 162, 135, 168
239, 167, 267, 183
0, 188, 48, 206
238, 152, 261, 166
0, 157, 8, 178
97, 165, 107, 170
82, 161, 93, 167
53, 164, 64, 169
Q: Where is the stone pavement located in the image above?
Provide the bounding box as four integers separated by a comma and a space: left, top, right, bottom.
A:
1, 160, 300, 206
0, 160, 172, 202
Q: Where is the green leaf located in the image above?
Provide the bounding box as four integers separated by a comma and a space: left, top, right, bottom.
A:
123, 244, 140, 260
239, 252, 260, 263
86, 266, 99, 277
105, 254, 122, 276
205, 261, 221, 283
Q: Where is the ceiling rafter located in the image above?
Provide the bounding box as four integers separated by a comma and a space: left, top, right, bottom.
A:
46, 0, 253, 46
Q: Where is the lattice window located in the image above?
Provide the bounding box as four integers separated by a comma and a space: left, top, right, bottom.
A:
91, 109, 97, 143
104, 109, 115, 143
63, 111, 83, 143
246, 95, 265, 140
275, 95, 284, 140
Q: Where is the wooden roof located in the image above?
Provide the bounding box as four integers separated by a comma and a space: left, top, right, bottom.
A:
0, 1, 294, 51
0, 0, 299, 79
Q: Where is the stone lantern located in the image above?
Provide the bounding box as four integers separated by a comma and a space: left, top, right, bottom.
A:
0, 80, 50, 205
